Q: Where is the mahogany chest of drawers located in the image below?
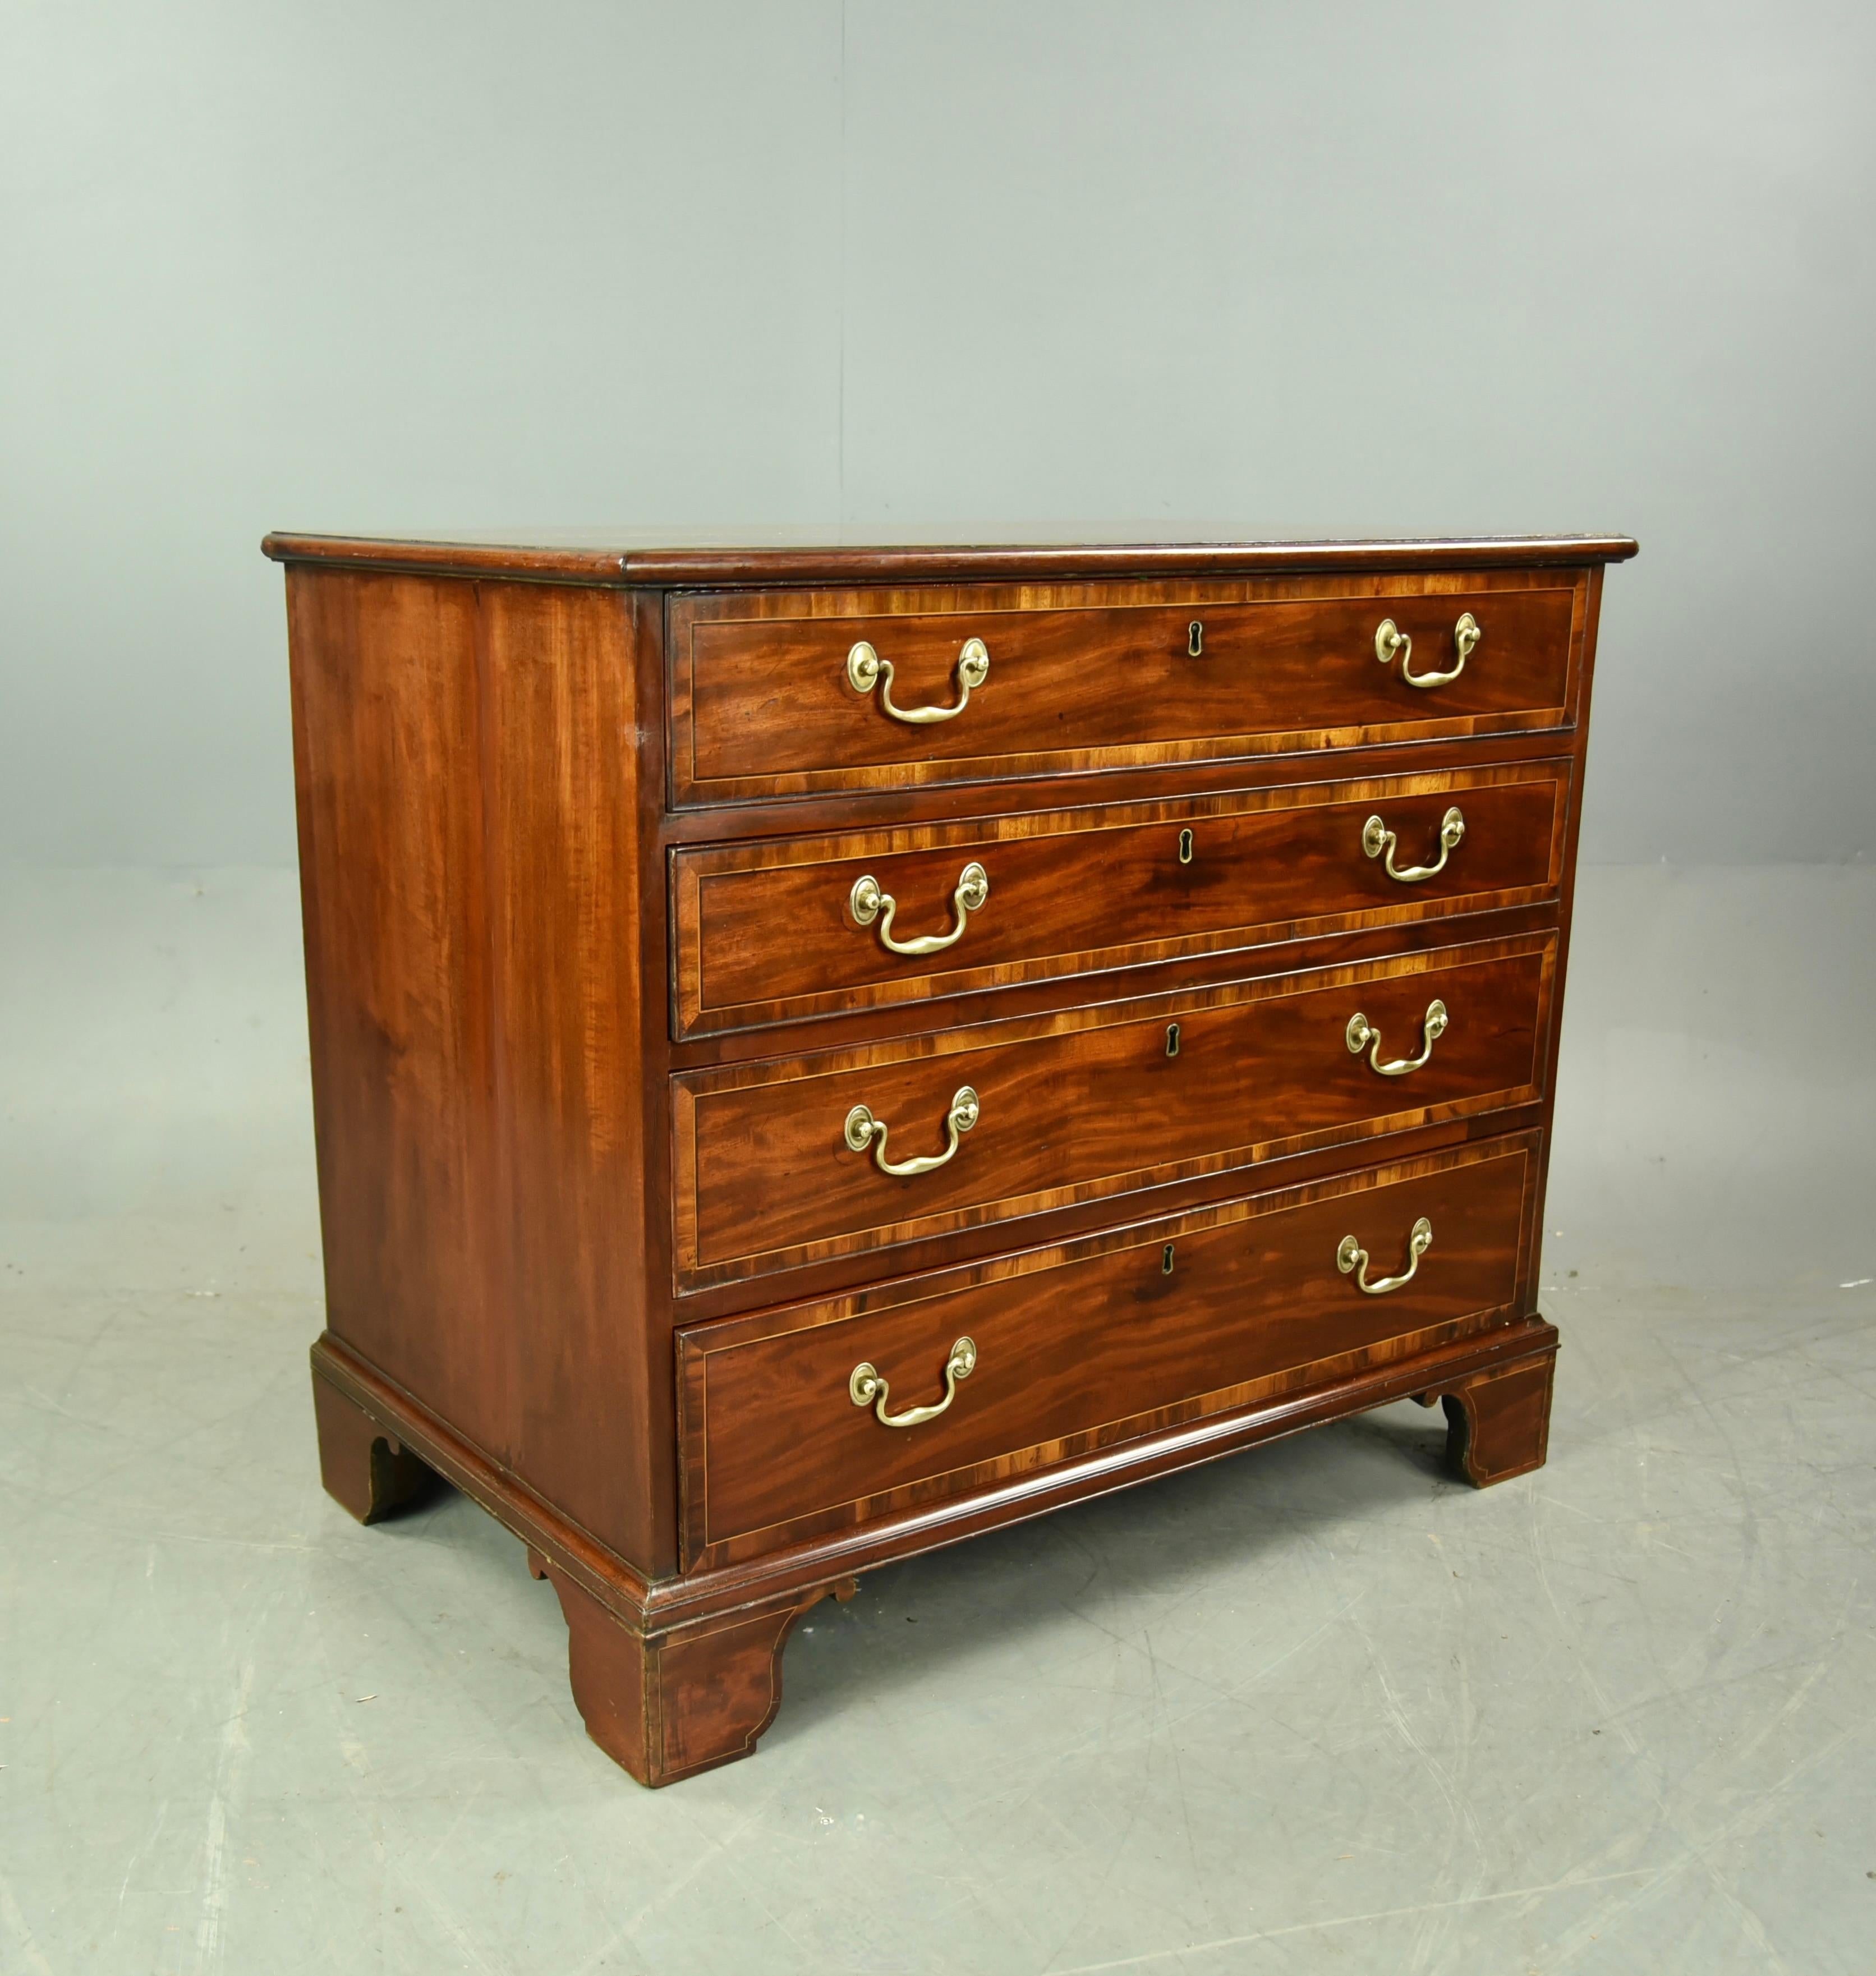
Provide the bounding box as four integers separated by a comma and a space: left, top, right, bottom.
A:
264, 531, 1635, 1786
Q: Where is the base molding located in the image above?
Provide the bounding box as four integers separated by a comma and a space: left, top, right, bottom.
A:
311, 1316, 1558, 1785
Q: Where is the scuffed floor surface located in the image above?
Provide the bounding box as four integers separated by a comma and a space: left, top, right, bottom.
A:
2, 865, 1873, 1974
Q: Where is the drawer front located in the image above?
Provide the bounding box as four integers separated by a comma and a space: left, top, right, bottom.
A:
668, 576, 1580, 803
672, 935, 1553, 1289
677, 1137, 1536, 1566
672, 763, 1567, 1038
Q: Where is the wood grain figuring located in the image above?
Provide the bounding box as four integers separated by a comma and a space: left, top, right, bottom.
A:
673, 763, 1566, 1037
674, 935, 1553, 1288
288, 570, 506, 1448
277, 532, 1629, 1785
670, 573, 1584, 803
678, 1137, 1534, 1565
287, 567, 674, 1569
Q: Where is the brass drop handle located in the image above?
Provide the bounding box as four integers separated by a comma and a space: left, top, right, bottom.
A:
1337, 1216, 1433, 1295
1345, 998, 1448, 1076
1375, 612, 1482, 689
849, 1336, 977, 1428
844, 1086, 980, 1177
850, 862, 988, 956
1363, 805, 1465, 884
846, 637, 990, 724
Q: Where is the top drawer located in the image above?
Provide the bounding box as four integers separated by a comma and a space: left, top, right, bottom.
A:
668, 574, 1582, 804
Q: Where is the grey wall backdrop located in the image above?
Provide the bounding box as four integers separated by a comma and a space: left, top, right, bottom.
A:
4, 1, 1872, 868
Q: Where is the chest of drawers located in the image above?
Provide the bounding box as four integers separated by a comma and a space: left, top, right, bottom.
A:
266, 531, 1634, 1786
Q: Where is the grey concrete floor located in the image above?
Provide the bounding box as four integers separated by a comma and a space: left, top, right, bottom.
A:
3, 863, 1873, 1974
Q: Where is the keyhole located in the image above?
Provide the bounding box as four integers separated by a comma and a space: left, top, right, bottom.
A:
1161, 1243, 1176, 1275
1166, 1022, 1181, 1058
1178, 828, 1194, 865
1188, 621, 1204, 658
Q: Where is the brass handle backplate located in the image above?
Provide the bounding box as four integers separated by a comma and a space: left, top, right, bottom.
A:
849, 1335, 977, 1428
850, 861, 989, 956
1345, 998, 1449, 1076
844, 1086, 980, 1177
1337, 1216, 1433, 1295
1363, 805, 1465, 884
846, 637, 989, 724
1375, 612, 1481, 690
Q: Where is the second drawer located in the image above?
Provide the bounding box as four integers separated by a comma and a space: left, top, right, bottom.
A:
672, 933, 1553, 1289
671, 762, 1566, 1038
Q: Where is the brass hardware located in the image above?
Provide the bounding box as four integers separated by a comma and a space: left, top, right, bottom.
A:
1166, 1022, 1181, 1058
1187, 620, 1204, 658
1362, 805, 1465, 883
1374, 612, 1482, 690
1336, 1216, 1433, 1295
1345, 998, 1449, 1076
844, 1086, 979, 1177
845, 636, 989, 724
1178, 828, 1194, 865
1450, 611, 1482, 670
1161, 1243, 1176, 1275
849, 1336, 977, 1428
850, 861, 989, 956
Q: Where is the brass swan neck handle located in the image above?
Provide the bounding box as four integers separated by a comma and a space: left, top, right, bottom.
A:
844, 1086, 980, 1177
850, 862, 989, 956
846, 638, 990, 724
1363, 806, 1465, 884
1345, 999, 1449, 1076
1375, 612, 1481, 690
1337, 1216, 1433, 1295
849, 1337, 977, 1428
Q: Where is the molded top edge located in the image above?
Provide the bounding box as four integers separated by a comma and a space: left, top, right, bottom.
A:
261, 531, 1640, 587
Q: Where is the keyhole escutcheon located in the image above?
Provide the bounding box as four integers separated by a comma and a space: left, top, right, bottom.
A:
1178, 828, 1194, 865
1188, 621, 1204, 658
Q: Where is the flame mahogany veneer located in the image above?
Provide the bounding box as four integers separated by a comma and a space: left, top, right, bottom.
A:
266, 532, 1634, 1786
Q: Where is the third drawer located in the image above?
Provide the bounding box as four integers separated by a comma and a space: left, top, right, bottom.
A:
672, 931, 1554, 1289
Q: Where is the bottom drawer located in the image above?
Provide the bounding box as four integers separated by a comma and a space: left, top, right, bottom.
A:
677, 1136, 1538, 1568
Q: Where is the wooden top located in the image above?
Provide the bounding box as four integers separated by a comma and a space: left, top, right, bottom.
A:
261, 531, 1639, 588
